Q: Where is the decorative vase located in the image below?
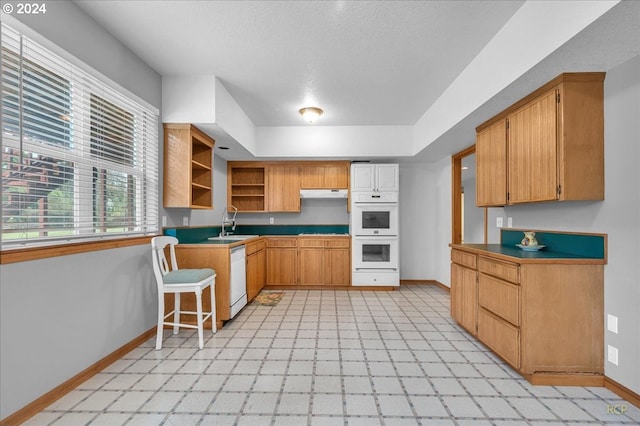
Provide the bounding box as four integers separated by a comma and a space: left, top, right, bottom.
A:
521, 231, 538, 246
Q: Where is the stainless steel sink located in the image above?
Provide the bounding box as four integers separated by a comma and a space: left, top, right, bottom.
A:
207, 235, 259, 241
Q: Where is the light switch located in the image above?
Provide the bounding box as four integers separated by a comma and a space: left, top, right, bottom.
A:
507, 217, 513, 228
496, 217, 503, 228
182, 216, 189, 226
607, 345, 619, 365
607, 314, 618, 334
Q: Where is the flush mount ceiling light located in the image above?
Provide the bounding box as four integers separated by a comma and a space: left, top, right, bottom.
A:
299, 107, 323, 124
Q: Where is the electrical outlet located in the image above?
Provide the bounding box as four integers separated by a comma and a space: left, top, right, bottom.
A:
607, 314, 618, 334
269, 217, 275, 224
162, 216, 167, 227
607, 345, 619, 365
182, 216, 189, 226
507, 217, 513, 228
496, 217, 503, 228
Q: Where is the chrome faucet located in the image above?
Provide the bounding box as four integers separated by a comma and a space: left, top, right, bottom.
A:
220, 205, 238, 237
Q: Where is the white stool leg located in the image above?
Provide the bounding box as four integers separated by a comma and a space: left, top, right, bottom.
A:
155, 290, 165, 350
173, 293, 181, 335
210, 281, 217, 334
195, 289, 204, 349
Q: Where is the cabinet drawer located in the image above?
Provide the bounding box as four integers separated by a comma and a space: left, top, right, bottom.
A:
325, 238, 350, 248
266, 237, 298, 248
478, 256, 519, 283
245, 239, 265, 255
299, 237, 350, 248
479, 274, 519, 326
451, 249, 477, 269
299, 238, 325, 248
478, 308, 520, 369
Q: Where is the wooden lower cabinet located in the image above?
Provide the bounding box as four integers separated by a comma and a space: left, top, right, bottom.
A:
299, 247, 325, 285
298, 237, 351, 286
450, 248, 478, 335
450, 246, 604, 385
246, 239, 266, 301
266, 237, 298, 285
450, 258, 478, 336
326, 246, 350, 285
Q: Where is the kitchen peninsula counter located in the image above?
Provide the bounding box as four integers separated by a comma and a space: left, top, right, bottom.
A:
450, 229, 606, 387
449, 243, 606, 264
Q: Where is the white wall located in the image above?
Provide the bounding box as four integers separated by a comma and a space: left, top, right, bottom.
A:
162, 75, 216, 123
398, 164, 437, 280
0, 246, 156, 418
256, 125, 414, 158
398, 158, 451, 284
237, 199, 349, 226
1, 1, 162, 419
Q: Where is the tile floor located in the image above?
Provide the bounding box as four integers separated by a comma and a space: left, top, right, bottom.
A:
26, 285, 639, 425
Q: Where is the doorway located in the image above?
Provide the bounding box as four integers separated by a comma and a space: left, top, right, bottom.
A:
452, 145, 486, 244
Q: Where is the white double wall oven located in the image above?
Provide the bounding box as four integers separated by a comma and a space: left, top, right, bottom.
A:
350, 164, 400, 286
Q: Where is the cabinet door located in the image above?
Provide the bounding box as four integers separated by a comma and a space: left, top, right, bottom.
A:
326, 248, 351, 285
266, 248, 298, 285
351, 164, 375, 192
451, 262, 478, 335
508, 90, 558, 204
476, 120, 507, 206
323, 163, 349, 189
375, 164, 399, 192
246, 249, 265, 301
299, 248, 325, 285
300, 162, 349, 189
267, 164, 300, 212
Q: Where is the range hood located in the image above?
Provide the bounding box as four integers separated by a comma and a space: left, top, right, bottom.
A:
300, 189, 348, 199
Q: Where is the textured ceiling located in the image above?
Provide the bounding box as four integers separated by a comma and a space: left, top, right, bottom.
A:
74, 0, 524, 126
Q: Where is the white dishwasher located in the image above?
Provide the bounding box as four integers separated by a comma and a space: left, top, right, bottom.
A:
229, 245, 247, 318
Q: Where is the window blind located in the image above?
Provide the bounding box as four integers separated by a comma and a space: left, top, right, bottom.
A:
1, 23, 159, 249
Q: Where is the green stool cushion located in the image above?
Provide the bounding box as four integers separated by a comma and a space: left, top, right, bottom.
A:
163, 268, 215, 284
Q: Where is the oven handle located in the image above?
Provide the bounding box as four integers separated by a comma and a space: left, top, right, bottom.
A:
353, 202, 398, 205
355, 268, 398, 271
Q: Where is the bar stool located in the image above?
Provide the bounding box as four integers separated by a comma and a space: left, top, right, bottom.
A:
151, 236, 216, 350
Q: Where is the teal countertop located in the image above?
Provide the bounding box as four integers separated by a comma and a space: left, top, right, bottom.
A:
458, 243, 602, 260
452, 229, 607, 264
164, 224, 350, 244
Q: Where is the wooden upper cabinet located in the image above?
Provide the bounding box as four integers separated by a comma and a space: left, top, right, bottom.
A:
476, 120, 507, 207
163, 123, 214, 209
227, 164, 266, 212
267, 163, 300, 212
508, 89, 558, 204
228, 161, 351, 212
475, 72, 604, 206
300, 161, 349, 189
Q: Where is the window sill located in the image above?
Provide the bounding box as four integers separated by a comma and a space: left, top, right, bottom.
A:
0, 235, 155, 264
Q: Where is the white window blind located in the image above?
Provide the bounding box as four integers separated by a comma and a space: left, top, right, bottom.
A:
1, 23, 159, 249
